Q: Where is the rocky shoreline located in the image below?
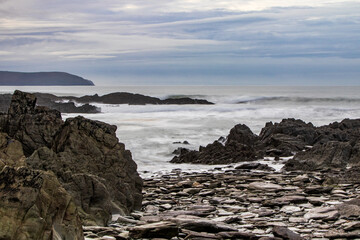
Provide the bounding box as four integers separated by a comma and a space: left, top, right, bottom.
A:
1, 90, 360, 239
83, 165, 360, 239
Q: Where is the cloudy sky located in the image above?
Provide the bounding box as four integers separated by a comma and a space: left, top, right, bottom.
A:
0, 0, 359, 85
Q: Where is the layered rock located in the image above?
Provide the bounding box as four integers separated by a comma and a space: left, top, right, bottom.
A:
1, 90, 143, 226
0, 166, 83, 240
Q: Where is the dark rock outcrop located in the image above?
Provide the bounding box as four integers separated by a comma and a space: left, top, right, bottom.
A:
0, 93, 100, 114
64, 92, 214, 105
172, 117, 360, 169
1, 90, 143, 226
0, 166, 83, 240
171, 124, 259, 164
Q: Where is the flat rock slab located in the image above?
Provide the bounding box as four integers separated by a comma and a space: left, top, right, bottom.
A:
248, 182, 283, 191
304, 207, 339, 220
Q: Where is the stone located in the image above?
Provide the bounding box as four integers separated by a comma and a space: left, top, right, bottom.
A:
304, 207, 340, 220
128, 221, 178, 239
248, 182, 283, 191
0, 132, 26, 169
0, 166, 83, 240
273, 226, 304, 240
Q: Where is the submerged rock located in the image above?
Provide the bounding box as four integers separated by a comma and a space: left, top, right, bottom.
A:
0, 166, 83, 240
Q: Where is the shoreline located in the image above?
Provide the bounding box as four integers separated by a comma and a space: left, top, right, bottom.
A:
84, 165, 360, 239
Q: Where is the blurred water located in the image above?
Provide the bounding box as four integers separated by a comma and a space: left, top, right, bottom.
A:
2, 85, 360, 175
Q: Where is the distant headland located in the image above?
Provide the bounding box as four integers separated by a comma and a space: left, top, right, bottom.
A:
0, 71, 94, 86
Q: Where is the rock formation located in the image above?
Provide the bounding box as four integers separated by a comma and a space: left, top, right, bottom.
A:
172, 118, 360, 171
0, 90, 143, 227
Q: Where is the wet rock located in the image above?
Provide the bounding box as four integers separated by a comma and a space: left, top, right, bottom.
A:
0, 166, 83, 240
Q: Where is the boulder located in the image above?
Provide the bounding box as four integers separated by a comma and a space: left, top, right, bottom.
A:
226, 124, 258, 146
0, 166, 83, 240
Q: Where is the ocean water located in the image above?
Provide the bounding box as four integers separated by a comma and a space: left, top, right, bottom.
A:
1, 85, 360, 176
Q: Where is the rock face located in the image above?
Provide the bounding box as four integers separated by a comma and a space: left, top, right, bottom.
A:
1, 90, 143, 226
0, 166, 83, 240
0, 132, 26, 169
28, 116, 143, 225
6, 90, 64, 156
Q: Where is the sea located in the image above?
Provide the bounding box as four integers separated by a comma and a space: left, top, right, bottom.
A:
1, 85, 360, 177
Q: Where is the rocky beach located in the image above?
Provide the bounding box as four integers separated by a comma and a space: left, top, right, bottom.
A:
1, 90, 360, 239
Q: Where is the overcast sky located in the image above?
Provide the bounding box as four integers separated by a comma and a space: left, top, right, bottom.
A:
1, 0, 359, 85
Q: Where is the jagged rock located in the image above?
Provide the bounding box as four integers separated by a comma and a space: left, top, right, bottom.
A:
0, 166, 83, 240
1, 90, 143, 226
226, 124, 258, 146
284, 141, 353, 171
258, 119, 317, 156
6, 90, 64, 156
28, 116, 143, 226
171, 140, 257, 164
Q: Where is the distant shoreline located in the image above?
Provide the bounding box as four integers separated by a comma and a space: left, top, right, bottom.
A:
0, 71, 94, 86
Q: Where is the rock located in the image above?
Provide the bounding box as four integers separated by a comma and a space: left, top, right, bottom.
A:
0, 90, 143, 226
28, 116, 143, 226
128, 221, 178, 239
336, 199, 360, 218
6, 90, 64, 156
226, 124, 258, 146
285, 141, 353, 171
171, 140, 257, 164
304, 206, 340, 220
0, 132, 26, 169
259, 118, 317, 156
248, 182, 283, 191
66, 92, 214, 105
273, 226, 304, 240
235, 162, 274, 171
0, 166, 83, 240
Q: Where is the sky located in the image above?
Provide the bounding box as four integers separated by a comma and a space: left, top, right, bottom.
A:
0, 0, 360, 85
